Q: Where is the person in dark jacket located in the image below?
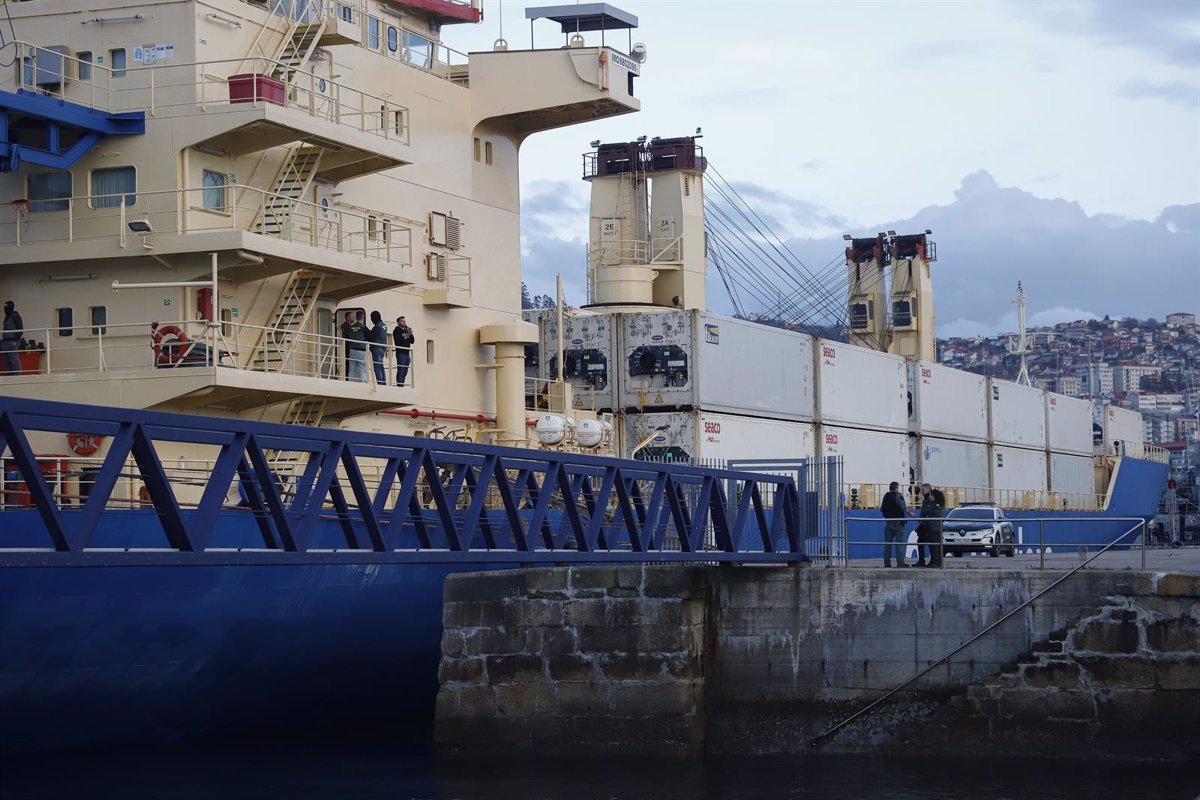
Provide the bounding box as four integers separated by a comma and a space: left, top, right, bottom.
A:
2, 300, 23, 375
916, 483, 945, 567
368, 311, 388, 386
393, 315, 415, 386
880, 481, 912, 567
341, 311, 367, 382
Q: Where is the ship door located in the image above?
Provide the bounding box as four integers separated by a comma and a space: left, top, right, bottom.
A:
317, 304, 338, 379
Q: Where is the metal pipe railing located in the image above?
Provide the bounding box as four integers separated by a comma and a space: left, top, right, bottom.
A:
812, 516, 1148, 747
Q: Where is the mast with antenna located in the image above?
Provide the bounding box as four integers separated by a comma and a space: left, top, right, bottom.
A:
1008, 281, 1032, 386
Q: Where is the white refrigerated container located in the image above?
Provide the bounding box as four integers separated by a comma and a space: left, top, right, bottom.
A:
621, 410, 815, 463
1097, 404, 1145, 455
814, 340, 909, 433
987, 379, 1047, 449
1049, 452, 1095, 496
818, 424, 910, 487
1045, 392, 1093, 456
538, 310, 619, 411
989, 445, 1048, 492
618, 310, 815, 421
908, 361, 988, 441
912, 436, 989, 491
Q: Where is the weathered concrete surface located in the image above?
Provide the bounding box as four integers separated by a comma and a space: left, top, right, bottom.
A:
435, 566, 708, 758
888, 575, 1200, 760
435, 566, 1197, 761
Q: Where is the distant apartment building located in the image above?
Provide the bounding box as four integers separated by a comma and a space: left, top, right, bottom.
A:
1143, 412, 1178, 445
1076, 362, 1114, 396
1056, 375, 1083, 397
1130, 392, 1186, 413
1114, 364, 1162, 393
1166, 312, 1195, 329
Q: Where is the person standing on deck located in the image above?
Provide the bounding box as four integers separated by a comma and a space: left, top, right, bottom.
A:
368, 311, 388, 386
342, 311, 367, 383
881, 481, 912, 567
2, 300, 23, 375
393, 316, 415, 386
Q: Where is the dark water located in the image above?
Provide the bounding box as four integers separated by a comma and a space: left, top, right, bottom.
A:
2, 742, 1197, 800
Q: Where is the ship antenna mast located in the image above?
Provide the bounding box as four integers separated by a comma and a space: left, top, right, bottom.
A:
1008, 281, 1032, 386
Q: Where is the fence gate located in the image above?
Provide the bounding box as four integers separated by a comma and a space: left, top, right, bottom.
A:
728, 457, 844, 565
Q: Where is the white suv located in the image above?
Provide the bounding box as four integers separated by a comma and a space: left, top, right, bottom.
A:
942, 504, 1016, 558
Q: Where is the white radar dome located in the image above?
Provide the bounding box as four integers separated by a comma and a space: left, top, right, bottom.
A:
535, 415, 569, 445
576, 419, 605, 448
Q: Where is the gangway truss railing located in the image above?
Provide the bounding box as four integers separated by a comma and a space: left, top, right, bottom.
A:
0, 397, 806, 566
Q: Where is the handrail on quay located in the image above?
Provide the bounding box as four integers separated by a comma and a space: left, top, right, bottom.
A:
0, 397, 806, 567
813, 516, 1148, 747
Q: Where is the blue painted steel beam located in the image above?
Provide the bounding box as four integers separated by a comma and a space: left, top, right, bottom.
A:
0, 396, 809, 565
0, 89, 145, 172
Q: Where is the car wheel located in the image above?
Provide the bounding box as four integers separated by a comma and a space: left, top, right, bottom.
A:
988, 544, 1000, 558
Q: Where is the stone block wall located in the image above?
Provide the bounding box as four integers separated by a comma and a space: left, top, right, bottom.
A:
435, 566, 709, 758
892, 573, 1200, 760
436, 565, 1196, 761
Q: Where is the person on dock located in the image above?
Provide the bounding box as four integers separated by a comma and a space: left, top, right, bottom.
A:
393, 315, 415, 387
368, 311, 388, 386
2, 300, 23, 375
915, 483, 945, 567
880, 481, 912, 567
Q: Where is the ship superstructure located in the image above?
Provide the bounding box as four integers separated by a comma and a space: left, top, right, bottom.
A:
0, 0, 641, 455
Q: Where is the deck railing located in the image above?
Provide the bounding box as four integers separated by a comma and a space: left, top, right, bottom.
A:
2, 185, 413, 270
0, 318, 415, 390
5, 43, 410, 143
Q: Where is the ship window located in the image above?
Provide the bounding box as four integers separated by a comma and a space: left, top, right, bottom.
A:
368, 215, 379, 240
109, 48, 126, 78
387, 26, 398, 53
202, 170, 228, 212
484, 141, 493, 166
368, 17, 380, 51
338, 3, 353, 22
403, 30, 432, 69
27, 170, 72, 212
56, 308, 73, 337
393, 110, 406, 136
90, 166, 136, 209
77, 51, 93, 81
425, 339, 435, 364
90, 306, 107, 336
473, 137, 481, 162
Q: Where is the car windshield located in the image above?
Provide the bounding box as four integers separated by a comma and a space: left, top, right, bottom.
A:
948, 508, 995, 521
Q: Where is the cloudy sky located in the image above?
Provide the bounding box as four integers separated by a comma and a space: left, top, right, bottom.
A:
447, 0, 1200, 336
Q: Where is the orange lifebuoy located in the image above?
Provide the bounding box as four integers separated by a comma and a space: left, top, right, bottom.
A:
67, 433, 103, 457
151, 322, 189, 365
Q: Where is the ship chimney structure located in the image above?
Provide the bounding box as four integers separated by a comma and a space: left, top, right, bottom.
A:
886, 231, 937, 362
584, 136, 706, 310
845, 233, 891, 351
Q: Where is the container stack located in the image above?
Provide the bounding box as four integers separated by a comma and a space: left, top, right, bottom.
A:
814, 340, 910, 507
1045, 392, 1096, 505
908, 361, 989, 503
986, 378, 1049, 501
537, 310, 619, 412
617, 310, 816, 462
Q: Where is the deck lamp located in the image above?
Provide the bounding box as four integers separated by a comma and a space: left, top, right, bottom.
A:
127, 219, 153, 234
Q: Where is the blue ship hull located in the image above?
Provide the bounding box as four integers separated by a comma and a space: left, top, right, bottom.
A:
0, 458, 1166, 752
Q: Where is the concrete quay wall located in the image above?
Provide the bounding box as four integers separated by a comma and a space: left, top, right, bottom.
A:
434, 566, 1198, 760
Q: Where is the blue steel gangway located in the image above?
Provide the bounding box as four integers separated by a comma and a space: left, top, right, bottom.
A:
0, 397, 812, 567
